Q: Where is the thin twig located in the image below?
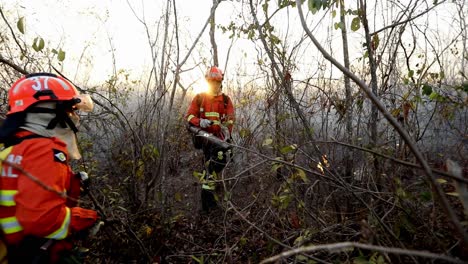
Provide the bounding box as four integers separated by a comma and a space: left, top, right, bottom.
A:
0, 7, 25, 55
228, 201, 330, 264
314, 140, 468, 184
370, 0, 447, 36
260, 241, 465, 264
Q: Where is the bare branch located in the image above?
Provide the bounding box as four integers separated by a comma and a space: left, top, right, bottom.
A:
228, 201, 329, 264
0, 7, 25, 55
260, 241, 465, 264
0, 54, 28, 75
370, 0, 447, 36
314, 140, 468, 184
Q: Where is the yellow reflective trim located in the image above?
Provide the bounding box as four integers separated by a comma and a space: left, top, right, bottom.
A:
0, 216, 23, 234
0, 190, 17, 206
0, 147, 11, 162
227, 120, 234, 125
205, 112, 220, 118
212, 120, 221, 125
187, 115, 195, 122
45, 207, 70, 240
0, 147, 13, 178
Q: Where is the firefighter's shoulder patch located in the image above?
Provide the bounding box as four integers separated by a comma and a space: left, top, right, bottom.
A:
53, 149, 67, 163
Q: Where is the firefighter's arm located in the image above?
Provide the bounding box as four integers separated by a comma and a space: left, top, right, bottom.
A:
186, 95, 201, 127
226, 96, 235, 133
15, 143, 97, 239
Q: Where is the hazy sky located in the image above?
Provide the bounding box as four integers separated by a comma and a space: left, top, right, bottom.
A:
3, 0, 243, 85
2, 1, 464, 90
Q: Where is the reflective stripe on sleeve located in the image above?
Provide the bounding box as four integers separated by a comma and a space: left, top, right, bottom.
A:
205, 112, 220, 118
227, 120, 234, 125
45, 207, 71, 240
0, 147, 13, 178
0, 190, 17, 206
187, 115, 195, 122
0, 216, 23, 234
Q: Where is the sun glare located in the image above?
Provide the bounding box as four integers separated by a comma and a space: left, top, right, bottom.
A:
192, 80, 209, 94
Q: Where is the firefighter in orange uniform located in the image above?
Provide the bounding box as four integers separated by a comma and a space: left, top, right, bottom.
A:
186, 66, 235, 212
0, 73, 99, 263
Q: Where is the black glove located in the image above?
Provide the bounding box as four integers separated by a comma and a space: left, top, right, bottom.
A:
76, 171, 91, 195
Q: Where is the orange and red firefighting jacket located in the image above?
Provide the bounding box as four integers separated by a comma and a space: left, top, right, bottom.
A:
0, 130, 98, 245
186, 93, 235, 140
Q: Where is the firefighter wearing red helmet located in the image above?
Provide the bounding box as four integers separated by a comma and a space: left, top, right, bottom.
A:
0, 73, 99, 263
186, 66, 235, 212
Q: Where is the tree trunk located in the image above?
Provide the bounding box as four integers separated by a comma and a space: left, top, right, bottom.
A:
359, 0, 381, 188
339, 0, 353, 183
210, 0, 219, 66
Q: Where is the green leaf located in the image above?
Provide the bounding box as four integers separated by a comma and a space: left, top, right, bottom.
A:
314, 0, 322, 10
321, 0, 330, 8
408, 70, 414, 78
280, 144, 297, 154
239, 237, 248, 246
239, 128, 251, 138
17, 17, 25, 34
420, 191, 432, 202
436, 178, 447, 184
193, 171, 205, 181
462, 82, 468, 93
308, 0, 319, 14
353, 256, 368, 264
334, 22, 344, 30
191, 255, 204, 264
38, 38, 45, 51
57, 49, 66, 61
32, 37, 45, 52
295, 168, 309, 183
396, 187, 407, 199
262, 138, 273, 146
422, 84, 432, 96
32, 37, 40, 52
331, 10, 336, 18
174, 192, 182, 202
372, 33, 380, 49
271, 163, 283, 172
351, 17, 360, 31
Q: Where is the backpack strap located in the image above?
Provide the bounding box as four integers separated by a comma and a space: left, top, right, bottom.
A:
222, 94, 228, 110
2, 134, 45, 148
196, 93, 205, 114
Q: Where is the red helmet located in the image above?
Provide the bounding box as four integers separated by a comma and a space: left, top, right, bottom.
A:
205, 66, 223, 82
7, 73, 93, 115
